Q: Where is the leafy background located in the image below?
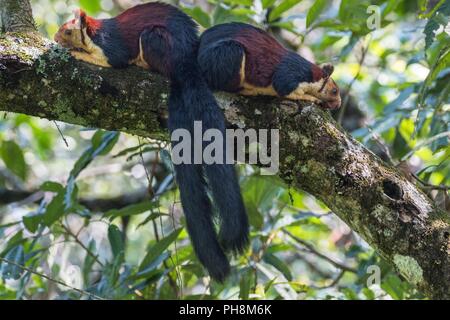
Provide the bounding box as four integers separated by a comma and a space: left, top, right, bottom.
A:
0, 0, 449, 300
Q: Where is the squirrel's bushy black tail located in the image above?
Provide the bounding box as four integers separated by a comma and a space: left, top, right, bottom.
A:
167, 61, 249, 281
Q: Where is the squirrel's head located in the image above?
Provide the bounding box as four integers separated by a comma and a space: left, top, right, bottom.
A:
54, 9, 100, 51
311, 63, 341, 110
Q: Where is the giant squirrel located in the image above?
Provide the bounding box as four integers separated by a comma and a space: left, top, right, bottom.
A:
198, 22, 341, 109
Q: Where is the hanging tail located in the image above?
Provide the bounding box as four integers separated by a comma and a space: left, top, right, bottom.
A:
168, 63, 249, 280
141, 10, 250, 280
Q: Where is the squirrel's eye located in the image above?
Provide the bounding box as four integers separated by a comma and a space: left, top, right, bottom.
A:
64, 29, 73, 36
332, 88, 338, 95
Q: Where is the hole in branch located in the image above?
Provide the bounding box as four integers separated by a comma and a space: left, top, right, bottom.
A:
382, 179, 403, 200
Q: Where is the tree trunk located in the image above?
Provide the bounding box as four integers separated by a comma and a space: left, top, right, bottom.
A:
0, 0, 35, 32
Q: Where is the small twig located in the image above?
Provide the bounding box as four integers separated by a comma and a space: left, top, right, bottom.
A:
282, 229, 357, 273
365, 122, 395, 165
61, 224, 104, 267
137, 138, 181, 298
166, 190, 184, 297
0, 256, 104, 300
401, 131, 450, 161
311, 270, 346, 290
412, 173, 450, 191
53, 121, 69, 148
414, 46, 450, 136
291, 252, 335, 278
338, 36, 371, 124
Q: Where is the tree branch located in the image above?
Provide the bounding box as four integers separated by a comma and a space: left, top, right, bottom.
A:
0, 0, 36, 32
0, 187, 150, 212
1, 31, 449, 299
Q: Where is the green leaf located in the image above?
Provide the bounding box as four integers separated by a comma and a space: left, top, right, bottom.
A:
384, 86, 415, 114
108, 225, 124, 261
340, 34, 359, 59
63, 131, 119, 211
241, 175, 286, 229
79, 0, 102, 14
182, 7, 211, 28
1, 140, 27, 180
43, 191, 65, 226
429, 50, 450, 83
244, 201, 264, 229
338, 0, 372, 35
306, 0, 327, 28
262, 0, 277, 9
82, 239, 96, 285
70, 131, 119, 178
91, 131, 120, 157
270, 21, 301, 34
239, 267, 254, 299
363, 287, 376, 300
113, 143, 148, 158
159, 149, 174, 172
423, 0, 450, 49
268, 0, 303, 22
134, 251, 171, 279
1, 231, 24, 256
230, 8, 256, 16
23, 200, 46, 233
23, 214, 43, 233
224, 0, 253, 6
104, 201, 157, 220
137, 211, 166, 229
381, 274, 406, 300
0, 222, 21, 238
1, 245, 25, 280
288, 281, 309, 293
424, 18, 440, 50
342, 287, 359, 300
108, 251, 124, 286
40, 181, 64, 193
64, 176, 78, 211
138, 228, 183, 272
263, 253, 293, 281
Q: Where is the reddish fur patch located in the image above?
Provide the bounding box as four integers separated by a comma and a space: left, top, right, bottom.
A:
234, 28, 287, 87
114, 3, 174, 58
311, 64, 324, 81
85, 16, 102, 36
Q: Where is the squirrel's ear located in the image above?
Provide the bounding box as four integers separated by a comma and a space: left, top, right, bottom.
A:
74, 9, 87, 29
320, 63, 334, 78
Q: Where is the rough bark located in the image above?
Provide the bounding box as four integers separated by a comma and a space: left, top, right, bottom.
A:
0, 0, 35, 32
0, 31, 449, 298
0, 187, 150, 212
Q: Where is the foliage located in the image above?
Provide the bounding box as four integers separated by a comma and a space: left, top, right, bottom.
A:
0, 0, 448, 300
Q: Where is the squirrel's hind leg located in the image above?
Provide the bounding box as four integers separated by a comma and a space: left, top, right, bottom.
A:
198, 39, 245, 92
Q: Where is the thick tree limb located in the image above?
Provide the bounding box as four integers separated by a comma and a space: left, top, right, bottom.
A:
0, 30, 449, 299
